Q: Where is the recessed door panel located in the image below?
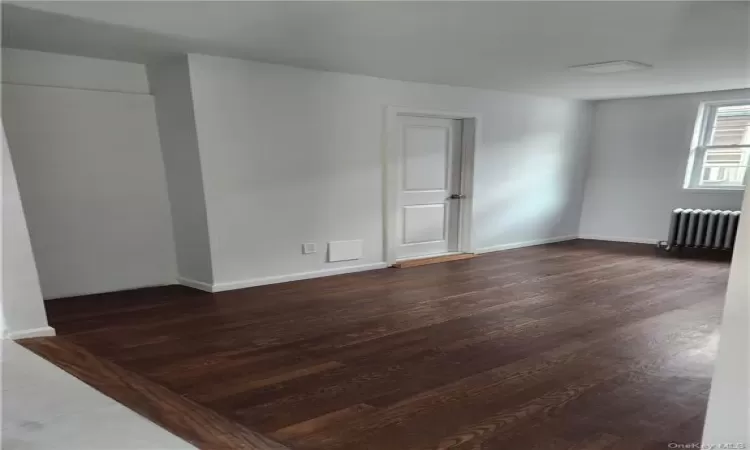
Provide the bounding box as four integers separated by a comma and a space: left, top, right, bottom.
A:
403, 204, 446, 244
403, 126, 449, 191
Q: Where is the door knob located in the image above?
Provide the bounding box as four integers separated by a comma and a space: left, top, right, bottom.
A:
449, 194, 466, 199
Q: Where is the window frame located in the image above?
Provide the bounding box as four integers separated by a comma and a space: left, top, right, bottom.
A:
684, 99, 750, 191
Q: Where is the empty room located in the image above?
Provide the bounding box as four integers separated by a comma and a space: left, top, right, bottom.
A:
1, 1, 749, 449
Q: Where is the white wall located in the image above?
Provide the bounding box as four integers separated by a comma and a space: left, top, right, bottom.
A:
2, 50, 176, 299
186, 54, 592, 287
147, 56, 213, 286
579, 89, 750, 243
702, 183, 750, 446
2, 125, 53, 337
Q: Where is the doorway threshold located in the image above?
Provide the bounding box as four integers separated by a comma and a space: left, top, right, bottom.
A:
392, 252, 475, 268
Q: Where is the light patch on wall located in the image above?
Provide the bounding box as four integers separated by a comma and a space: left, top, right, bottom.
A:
476, 133, 570, 240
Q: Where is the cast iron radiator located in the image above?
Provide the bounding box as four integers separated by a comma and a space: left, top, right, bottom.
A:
658, 208, 741, 251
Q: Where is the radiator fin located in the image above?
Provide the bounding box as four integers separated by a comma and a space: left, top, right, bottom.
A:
725, 211, 740, 249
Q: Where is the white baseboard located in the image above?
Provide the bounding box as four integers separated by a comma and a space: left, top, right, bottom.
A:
578, 235, 659, 245
475, 235, 578, 254
177, 277, 214, 293
179, 235, 656, 294
6, 326, 56, 340
212, 262, 388, 293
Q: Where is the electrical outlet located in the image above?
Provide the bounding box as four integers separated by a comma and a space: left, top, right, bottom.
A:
302, 243, 317, 254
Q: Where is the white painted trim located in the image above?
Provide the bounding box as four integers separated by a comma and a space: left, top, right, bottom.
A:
458, 117, 478, 254
211, 263, 388, 293
177, 276, 214, 292
684, 99, 750, 190
683, 187, 746, 193
174, 235, 660, 294
577, 235, 659, 245
6, 326, 56, 340
475, 236, 578, 254
383, 106, 481, 265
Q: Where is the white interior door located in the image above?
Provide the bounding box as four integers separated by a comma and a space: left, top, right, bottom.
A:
396, 115, 463, 260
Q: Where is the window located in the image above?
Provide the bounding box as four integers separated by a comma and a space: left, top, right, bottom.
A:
685, 101, 750, 190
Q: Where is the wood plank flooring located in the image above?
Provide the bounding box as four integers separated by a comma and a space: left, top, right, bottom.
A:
19, 337, 289, 449
23, 240, 730, 449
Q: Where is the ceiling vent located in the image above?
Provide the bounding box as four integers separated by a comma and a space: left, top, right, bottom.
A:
569, 60, 652, 74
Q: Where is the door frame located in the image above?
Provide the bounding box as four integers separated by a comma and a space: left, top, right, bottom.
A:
383, 106, 480, 265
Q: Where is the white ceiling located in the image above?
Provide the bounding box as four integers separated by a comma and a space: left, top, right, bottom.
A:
4, 1, 750, 100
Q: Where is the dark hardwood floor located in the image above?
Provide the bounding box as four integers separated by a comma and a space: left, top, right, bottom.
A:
22, 240, 730, 449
